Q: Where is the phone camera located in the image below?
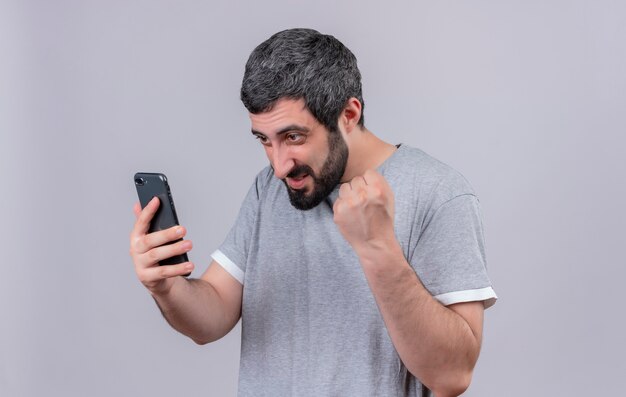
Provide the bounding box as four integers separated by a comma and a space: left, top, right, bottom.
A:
135, 178, 146, 186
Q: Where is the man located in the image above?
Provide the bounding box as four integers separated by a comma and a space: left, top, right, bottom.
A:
130, 28, 496, 396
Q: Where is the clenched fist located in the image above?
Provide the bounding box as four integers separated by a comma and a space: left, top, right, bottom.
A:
333, 169, 397, 254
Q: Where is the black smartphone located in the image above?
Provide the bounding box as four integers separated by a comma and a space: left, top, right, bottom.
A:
134, 172, 190, 271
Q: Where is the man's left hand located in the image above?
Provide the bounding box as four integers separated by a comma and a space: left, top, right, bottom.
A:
333, 169, 397, 254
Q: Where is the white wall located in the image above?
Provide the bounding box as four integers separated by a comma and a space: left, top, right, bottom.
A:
1, 1, 624, 395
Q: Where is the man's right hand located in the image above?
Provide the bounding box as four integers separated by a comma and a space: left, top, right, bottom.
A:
129, 197, 195, 296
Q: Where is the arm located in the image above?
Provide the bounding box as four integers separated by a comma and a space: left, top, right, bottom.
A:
334, 170, 484, 396
358, 243, 483, 396
150, 262, 243, 345
130, 198, 243, 344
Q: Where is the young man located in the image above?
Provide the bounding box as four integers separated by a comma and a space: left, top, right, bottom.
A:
130, 28, 496, 396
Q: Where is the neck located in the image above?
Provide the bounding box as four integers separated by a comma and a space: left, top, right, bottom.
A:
341, 128, 397, 182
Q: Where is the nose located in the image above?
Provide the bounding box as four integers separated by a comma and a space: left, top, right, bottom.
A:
270, 146, 295, 180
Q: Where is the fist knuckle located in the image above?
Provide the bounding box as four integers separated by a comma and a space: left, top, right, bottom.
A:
371, 186, 383, 198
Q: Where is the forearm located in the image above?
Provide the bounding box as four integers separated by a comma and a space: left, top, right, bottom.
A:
151, 277, 236, 344
358, 243, 480, 395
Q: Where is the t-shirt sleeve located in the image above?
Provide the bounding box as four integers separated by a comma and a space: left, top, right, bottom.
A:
210, 171, 267, 285
410, 192, 497, 309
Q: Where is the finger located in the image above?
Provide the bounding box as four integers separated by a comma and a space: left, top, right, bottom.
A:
349, 175, 367, 190
338, 182, 352, 197
333, 196, 342, 213
363, 169, 389, 189
133, 225, 186, 254
136, 239, 193, 269
332, 197, 346, 223
140, 262, 195, 283
133, 202, 141, 219
360, 169, 377, 185
130, 196, 160, 240
362, 172, 395, 213
361, 171, 391, 197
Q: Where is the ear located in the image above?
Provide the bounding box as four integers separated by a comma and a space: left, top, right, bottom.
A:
339, 97, 362, 134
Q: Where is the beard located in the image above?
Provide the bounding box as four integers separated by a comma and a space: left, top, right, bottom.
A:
282, 131, 349, 211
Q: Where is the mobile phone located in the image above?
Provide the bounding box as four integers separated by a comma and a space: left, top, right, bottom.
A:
134, 172, 190, 272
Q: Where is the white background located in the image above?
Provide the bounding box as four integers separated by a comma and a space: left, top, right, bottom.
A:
1, 1, 624, 395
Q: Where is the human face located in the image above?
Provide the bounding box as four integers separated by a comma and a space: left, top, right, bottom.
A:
250, 99, 348, 210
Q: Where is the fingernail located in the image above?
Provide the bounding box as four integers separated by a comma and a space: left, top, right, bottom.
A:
175, 227, 184, 235
185, 263, 193, 270
182, 241, 192, 250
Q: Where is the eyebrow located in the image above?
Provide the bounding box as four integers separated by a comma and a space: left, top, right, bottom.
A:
251, 124, 310, 137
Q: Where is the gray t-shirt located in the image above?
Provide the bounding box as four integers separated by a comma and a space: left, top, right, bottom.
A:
212, 144, 497, 396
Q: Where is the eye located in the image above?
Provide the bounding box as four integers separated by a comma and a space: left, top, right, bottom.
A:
254, 135, 271, 146
286, 133, 305, 144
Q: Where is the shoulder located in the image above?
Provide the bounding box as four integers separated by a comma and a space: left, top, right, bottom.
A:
248, 166, 278, 199
386, 145, 478, 209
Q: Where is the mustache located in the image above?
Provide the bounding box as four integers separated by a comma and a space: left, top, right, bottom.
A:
286, 165, 315, 179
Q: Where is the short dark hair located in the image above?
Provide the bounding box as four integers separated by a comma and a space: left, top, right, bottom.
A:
240, 28, 365, 133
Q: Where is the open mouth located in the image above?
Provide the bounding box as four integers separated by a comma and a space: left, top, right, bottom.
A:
287, 174, 309, 190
